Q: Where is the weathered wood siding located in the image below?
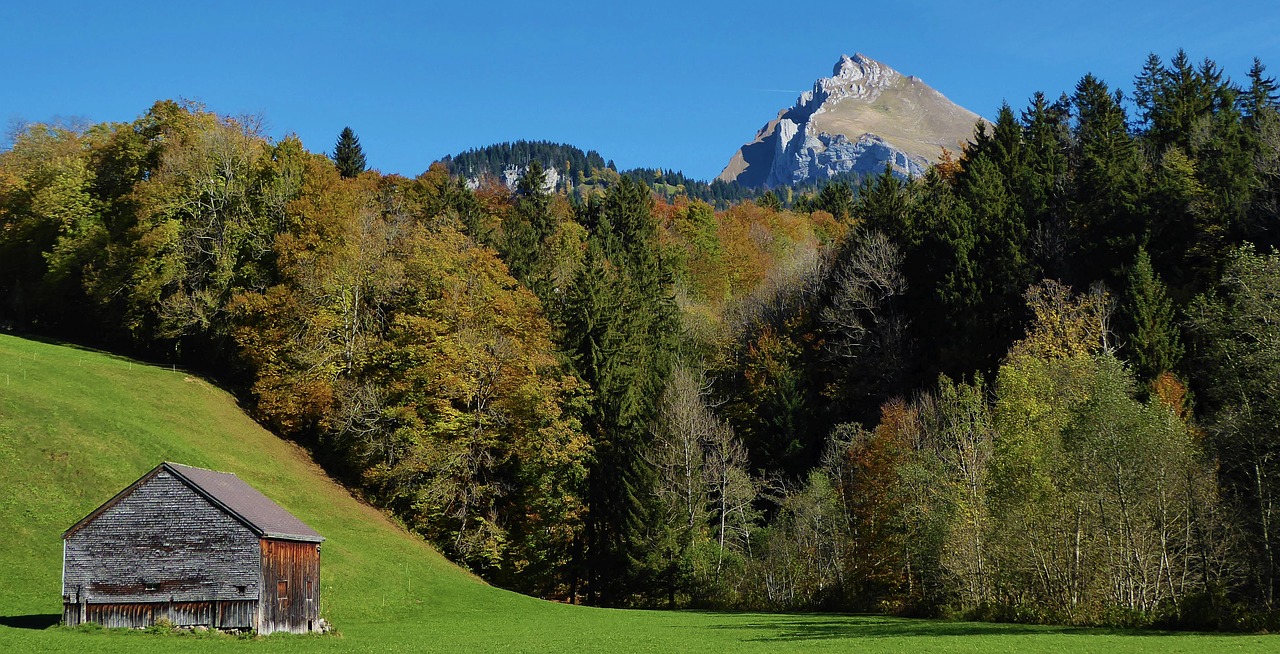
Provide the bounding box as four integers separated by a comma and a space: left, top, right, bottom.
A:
64, 600, 258, 629
259, 539, 321, 634
62, 471, 261, 607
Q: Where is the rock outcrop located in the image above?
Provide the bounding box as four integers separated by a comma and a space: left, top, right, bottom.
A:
719, 54, 986, 188
464, 165, 561, 193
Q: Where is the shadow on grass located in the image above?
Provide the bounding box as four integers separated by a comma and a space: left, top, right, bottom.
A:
691, 613, 1212, 643
0, 331, 247, 406
0, 614, 61, 630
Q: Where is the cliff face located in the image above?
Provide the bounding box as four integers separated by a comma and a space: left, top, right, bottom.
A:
719, 54, 986, 188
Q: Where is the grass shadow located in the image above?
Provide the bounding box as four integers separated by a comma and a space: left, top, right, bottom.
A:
0, 614, 61, 630
0, 331, 250, 409
690, 612, 1219, 643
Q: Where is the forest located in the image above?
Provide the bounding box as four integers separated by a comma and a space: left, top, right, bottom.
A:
3, 49, 1280, 629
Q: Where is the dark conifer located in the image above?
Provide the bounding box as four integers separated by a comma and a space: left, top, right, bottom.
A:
1070, 74, 1143, 285
1242, 58, 1280, 120
756, 190, 782, 211
1124, 248, 1182, 379
1020, 92, 1072, 279
855, 164, 910, 241
1133, 53, 1168, 132
497, 161, 565, 304
333, 126, 367, 179
814, 180, 855, 221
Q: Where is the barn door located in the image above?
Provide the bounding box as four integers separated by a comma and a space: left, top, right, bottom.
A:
259, 540, 319, 634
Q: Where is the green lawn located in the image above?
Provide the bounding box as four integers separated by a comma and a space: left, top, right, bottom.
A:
0, 332, 1276, 652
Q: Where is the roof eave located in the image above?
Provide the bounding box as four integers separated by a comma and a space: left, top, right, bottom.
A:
262, 532, 326, 543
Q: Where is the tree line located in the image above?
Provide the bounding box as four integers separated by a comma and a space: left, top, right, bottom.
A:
4, 50, 1280, 628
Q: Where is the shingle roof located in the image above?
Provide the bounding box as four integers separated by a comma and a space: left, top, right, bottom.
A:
164, 462, 324, 543
64, 462, 324, 543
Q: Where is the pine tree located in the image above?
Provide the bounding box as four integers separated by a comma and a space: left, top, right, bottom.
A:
756, 190, 782, 211
500, 161, 554, 293
333, 126, 367, 179
1133, 53, 1168, 132
814, 180, 855, 221
951, 152, 1027, 374
987, 103, 1026, 183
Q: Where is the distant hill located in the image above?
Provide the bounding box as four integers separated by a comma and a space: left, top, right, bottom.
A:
440, 140, 766, 207
720, 53, 987, 188
440, 141, 607, 193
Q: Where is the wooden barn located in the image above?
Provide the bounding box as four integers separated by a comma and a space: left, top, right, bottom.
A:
62, 462, 324, 634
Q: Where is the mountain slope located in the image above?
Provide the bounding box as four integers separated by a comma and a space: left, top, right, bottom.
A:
720, 54, 986, 188
0, 333, 489, 624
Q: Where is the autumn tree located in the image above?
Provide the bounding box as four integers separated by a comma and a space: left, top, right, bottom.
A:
986, 281, 1222, 622
819, 228, 910, 417
647, 363, 756, 605
0, 121, 101, 329
231, 150, 588, 596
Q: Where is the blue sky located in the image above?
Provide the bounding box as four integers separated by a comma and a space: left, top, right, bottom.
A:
3, 1, 1279, 180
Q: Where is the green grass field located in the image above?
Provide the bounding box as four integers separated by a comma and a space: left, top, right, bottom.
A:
0, 332, 1277, 652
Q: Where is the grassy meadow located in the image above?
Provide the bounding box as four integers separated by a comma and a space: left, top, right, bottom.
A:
0, 332, 1276, 652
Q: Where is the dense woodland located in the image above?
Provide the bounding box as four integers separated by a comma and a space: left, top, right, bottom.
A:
5, 50, 1280, 628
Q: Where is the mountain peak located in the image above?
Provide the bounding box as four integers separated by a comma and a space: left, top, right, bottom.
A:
818, 53, 901, 104
718, 52, 985, 188
833, 53, 892, 79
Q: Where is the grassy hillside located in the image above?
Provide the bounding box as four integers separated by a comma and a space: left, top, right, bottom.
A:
0, 332, 1275, 653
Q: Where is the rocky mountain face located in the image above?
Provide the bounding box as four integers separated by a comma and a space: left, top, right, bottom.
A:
719, 54, 986, 188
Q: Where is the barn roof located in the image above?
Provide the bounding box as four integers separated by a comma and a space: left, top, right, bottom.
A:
64, 462, 324, 543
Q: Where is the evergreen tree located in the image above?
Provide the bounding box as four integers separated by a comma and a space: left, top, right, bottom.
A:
756, 190, 782, 211
565, 178, 679, 604
1070, 74, 1144, 286
987, 103, 1026, 183
333, 126, 367, 179
855, 164, 911, 241
906, 166, 978, 380
500, 161, 555, 294
1133, 53, 1168, 133
1123, 248, 1183, 379
814, 179, 855, 221
1020, 92, 1071, 279
1242, 58, 1280, 120
950, 152, 1028, 374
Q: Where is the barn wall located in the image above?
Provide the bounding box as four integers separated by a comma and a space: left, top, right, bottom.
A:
62, 600, 258, 629
259, 539, 321, 634
62, 470, 261, 606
